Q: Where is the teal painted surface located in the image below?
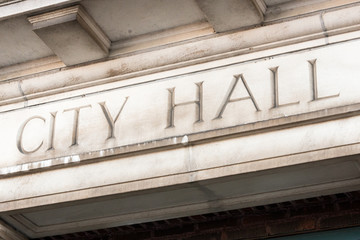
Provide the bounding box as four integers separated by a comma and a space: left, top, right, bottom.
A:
271, 227, 360, 239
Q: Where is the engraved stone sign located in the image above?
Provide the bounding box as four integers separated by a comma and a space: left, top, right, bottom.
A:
1, 40, 360, 175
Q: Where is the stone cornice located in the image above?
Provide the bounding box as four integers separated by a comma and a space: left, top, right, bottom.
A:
1, 4, 360, 113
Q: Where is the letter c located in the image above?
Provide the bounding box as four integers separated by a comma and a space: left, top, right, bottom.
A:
16, 116, 45, 154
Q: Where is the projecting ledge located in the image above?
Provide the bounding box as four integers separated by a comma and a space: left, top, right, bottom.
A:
27, 5, 110, 66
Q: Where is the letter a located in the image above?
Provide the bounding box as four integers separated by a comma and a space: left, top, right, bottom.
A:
215, 74, 260, 119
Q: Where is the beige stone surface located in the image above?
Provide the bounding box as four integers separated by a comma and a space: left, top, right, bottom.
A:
2, 1, 360, 238
0, 38, 360, 218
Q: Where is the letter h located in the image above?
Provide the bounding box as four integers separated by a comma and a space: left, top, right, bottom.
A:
166, 82, 203, 128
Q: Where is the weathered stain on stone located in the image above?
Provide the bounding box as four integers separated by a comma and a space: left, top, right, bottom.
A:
107, 68, 121, 77
179, 49, 207, 62
106, 64, 131, 77
64, 76, 83, 87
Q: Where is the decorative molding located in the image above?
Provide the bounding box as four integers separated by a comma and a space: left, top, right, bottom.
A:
111, 21, 214, 55
0, 56, 65, 82
0, 0, 80, 21
0, 220, 27, 240
76, 6, 111, 53
27, 6, 79, 28
0, 0, 23, 7
252, 0, 267, 17
28, 5, 110, 53
0, 4, 358, 110
0, 4, 359, 110
195, 0, 263, 32
27, 5, 110, 66
265, 0, 360, 22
